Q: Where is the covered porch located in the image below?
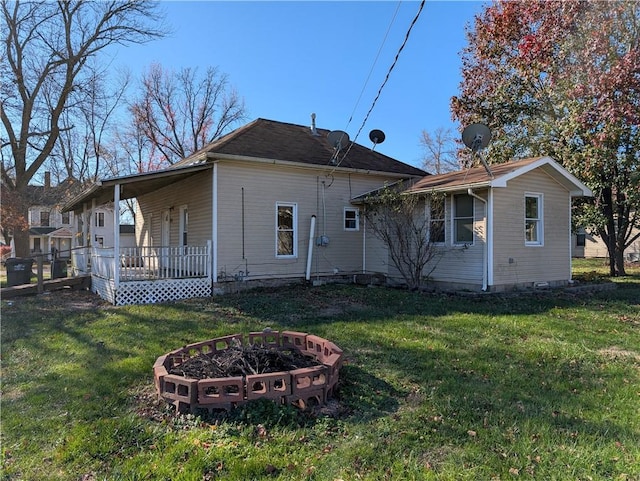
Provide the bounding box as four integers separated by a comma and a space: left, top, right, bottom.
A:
64, 164, 215, 305
72, 243, 212, 305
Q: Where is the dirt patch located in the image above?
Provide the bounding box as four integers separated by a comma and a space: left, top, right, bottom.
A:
598, 346, 640, 363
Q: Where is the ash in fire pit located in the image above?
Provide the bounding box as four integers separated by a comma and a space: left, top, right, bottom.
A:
169, 344, 322, 379
154, 330, 343, 412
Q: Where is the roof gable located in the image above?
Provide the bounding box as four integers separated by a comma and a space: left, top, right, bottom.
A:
408, 156, 592, 197
174, 118, 426, 176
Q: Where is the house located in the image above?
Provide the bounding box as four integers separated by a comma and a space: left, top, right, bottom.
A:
404, 156, 592, 291
21, 173, 92, 261
63, 118, 592, 305
572, 226, 640, 261
63, 117, 427, 304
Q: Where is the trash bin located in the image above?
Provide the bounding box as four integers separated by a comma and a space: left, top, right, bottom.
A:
52, 259, 67, 279
5, 257, 34, 287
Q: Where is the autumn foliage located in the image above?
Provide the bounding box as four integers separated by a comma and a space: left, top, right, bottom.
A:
452, 1, 640, 275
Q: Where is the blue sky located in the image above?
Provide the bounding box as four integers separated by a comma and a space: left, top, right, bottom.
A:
112, 1, 485, 169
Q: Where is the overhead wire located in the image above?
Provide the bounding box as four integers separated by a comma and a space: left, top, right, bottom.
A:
332, 0, 426, 170
342, 1, 402, 135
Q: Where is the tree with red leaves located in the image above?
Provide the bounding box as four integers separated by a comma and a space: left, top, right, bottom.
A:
452, 1, 639, 276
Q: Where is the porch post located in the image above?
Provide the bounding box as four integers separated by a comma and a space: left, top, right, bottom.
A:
212, 163, 218, 282
113, 183, 120, 289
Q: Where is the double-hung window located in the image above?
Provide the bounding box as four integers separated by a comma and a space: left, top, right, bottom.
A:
428, 197, 445, 244
525, 193, 543, 245
453, 194, 474, 244
96, 212, 105, 227
40, 211, 50, 227
344, 208, 359, 231
276, 203, 297, 257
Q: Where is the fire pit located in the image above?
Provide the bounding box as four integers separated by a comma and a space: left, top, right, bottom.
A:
153, 330, 343, 413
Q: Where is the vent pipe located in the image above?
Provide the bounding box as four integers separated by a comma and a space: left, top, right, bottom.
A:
310, 113, 319, 136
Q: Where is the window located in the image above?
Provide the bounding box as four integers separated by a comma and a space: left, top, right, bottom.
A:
525, 194, 543, 245
95, 236, 104, 247
344, 208, 359, 231
62, 212, 70, 224
95, 212, 105, 227
276, 203, 297, 257
576, 233, 586, 247
33, 237, 41, 252
179, 206, 188, 247
453, 194, 474, 244
40, 211, 50, 227
428, 196, 445, 244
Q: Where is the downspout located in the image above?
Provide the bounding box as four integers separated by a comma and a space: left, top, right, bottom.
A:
362, 211, 366, 273
467, 188, 488, 291
568, 193, 573, 283
212, 163, 218, 283
306, 215, 316, 281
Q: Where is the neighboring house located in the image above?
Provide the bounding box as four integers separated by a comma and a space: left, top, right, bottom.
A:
404, 156, 592, 291
23, 174, 81, 260
572, 226, 640, 261
63, 118, 592, 305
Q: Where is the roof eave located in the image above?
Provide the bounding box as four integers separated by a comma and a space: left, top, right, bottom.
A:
207, 152, 422, 178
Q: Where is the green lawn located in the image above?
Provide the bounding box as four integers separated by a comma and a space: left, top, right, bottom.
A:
2, 260, 639, 480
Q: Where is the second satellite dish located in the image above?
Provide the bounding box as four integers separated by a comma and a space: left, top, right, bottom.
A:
462, 123, 492, 152
327, 130, 350, 151
369, 129, 386, 151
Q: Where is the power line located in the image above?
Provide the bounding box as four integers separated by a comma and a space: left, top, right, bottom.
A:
335, 0, 426, 168
342, 2, 402, 134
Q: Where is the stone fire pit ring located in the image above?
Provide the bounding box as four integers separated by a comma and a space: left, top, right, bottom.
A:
153, 330, 344, 413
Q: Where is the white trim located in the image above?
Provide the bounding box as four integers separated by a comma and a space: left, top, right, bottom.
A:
487, 188, 494, 287
179, 205, 188, 248
113, 183, 120, 289
524, 192, 544, 246
452, 193, 475, 246
275, 202, 298, 258
212, 163, 218, 282
343, 207, 360, 231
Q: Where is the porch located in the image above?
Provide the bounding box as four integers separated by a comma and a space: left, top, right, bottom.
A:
73, 242, 212, 305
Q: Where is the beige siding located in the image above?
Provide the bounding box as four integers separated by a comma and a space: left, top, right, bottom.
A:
427, 194, 485, 287
216, 162, 397, 280
492, 170, 571, 287
136, 172, 213, 248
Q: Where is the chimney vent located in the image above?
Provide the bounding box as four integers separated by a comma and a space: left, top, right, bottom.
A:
310, 113, 320, 136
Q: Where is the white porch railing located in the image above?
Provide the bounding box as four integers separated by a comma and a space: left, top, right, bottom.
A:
90, 244, 211, 281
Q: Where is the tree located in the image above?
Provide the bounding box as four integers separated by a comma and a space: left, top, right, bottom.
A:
361, 185, 443, 290
129, 64, 246, 167
419, 127, 462, 174
1, 0, 165, 257
451, 1, 640, 276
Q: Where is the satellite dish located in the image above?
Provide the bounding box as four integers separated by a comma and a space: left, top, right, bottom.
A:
369, 129, 386, 151
462, 123, 494, 178
462, 123, 492, 152
327, 130, 350, 151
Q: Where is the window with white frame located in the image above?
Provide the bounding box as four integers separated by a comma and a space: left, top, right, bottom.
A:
344, 207, 359, 231
95, 211, 105, 227
179, 206, 188, 247
276, 203, 297, 257
428, 196, 445, 244
453, 194, 474, 244
525, 194, 543, 245
61, 211, 70, 224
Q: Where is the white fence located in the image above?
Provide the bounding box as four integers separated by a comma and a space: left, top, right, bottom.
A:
91, 244, 211, 281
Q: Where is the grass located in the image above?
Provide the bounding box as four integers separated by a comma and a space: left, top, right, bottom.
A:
1, 259, 639, 480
